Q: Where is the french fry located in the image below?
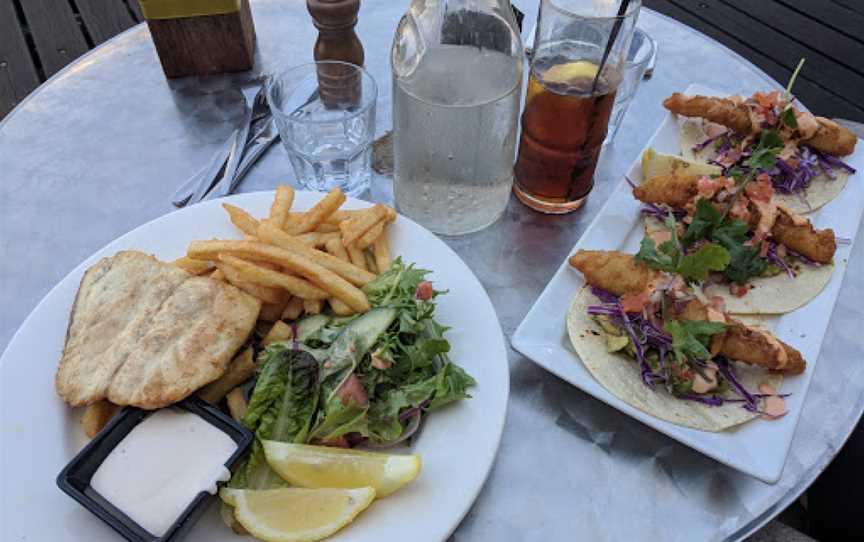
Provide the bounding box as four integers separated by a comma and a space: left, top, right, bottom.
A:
314, 222, 340, 233
171, 256, 212, 275
223, 203, 260, 236
287, 205, 396, 226
282, 296, 304, 320
354, 221, 385, 250
269, 185, 295, 229
285, 188, 346, 234
263, 320, 294, 345
323, 238, 356, 315
216, 261, 290, 304
219, 255, 329, 300
81, 400, 121, 438
259, 297, 291, 322
226, 387, 248, 421
302, 298, 324, 315
364, 250, 378, 274
324, 237, 350, 262
198, 347, 256, 404
188, 240, 371, 312
296, 231, 340, 248
257, 222, 376, 286
340, 204, 388, 246
373, 236, 391, 273
347, 243, 368, 271
209, 269, 226, 281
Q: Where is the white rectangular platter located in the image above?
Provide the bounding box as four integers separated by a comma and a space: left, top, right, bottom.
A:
512, 83, 864, 483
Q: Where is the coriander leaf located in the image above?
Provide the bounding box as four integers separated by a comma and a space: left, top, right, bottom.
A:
664, 319, 727, 363
635, 237, 677, 272
683, 198, 723, 246
712, 221, 767, 284
680, 320, 728, 345
779, 107, 797, 129
745, 130, 783, 171
677, 243, 731, 282
713, 219, 750, 244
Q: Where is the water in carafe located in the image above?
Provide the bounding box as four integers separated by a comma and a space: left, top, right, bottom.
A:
391, 1, 523, 235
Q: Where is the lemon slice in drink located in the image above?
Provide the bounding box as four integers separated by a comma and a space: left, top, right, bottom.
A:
543, 60, 599, 85
263, 441, 421, 497
220, 487, 375, 542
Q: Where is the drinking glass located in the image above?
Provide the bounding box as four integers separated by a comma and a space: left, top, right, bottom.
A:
267, 61, 377, 196
604, 28, 656, 145
514, 0, 641, 214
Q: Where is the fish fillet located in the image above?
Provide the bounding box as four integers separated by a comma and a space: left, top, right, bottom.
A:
56, 251, 261, 408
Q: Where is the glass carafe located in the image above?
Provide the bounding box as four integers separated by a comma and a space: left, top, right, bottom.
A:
391, 0, 524, 235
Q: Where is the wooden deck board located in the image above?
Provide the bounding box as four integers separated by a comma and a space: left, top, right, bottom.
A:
74, 0, 138, 45
777, 0, 864, 41
722, 0, 864, 76
126, 0, 144, 22
17, 0, 89, 77
644, 0, 864, 122
0, 0, 40, 118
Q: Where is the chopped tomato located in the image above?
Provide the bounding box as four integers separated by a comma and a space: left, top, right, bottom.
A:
753, 90, 781, 108
336, 374, 369, 407
697, 176, 719, 199
415, 281, 434, 300
620, 292, 650, 313
729, 283, 750, 297
729, 196, 751, 223
746, 175, 774, 202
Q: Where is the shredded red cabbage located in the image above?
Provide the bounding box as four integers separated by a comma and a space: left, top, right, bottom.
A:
590, 287, 620, 304
767, 242, 794, 278
716, 358, 758, 411
290, 321, 299, 351
680, 394, 724, 407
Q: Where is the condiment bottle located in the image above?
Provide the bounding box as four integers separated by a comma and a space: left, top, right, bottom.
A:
306, 0, 365, 107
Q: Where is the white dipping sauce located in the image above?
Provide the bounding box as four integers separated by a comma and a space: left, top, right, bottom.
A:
91, 408, 236, 536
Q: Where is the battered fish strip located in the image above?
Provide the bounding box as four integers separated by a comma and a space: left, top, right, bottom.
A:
568, 250, 659, 297
771, 207, 836, 264
632, 172, 700, 208
675, 300, 805, 375
663, 92, 857, 156
633, 174, 837, 263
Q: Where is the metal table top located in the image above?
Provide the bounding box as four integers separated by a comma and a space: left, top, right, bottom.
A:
1, 1, 862, 540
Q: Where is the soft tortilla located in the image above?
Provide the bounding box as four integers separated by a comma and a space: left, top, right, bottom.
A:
680, 118, 848, 214
644, 216, 833, 314
566, 287, 781, 432
56, 251, 261, 409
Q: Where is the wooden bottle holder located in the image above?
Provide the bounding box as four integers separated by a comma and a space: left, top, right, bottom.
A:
138, 0, 256, 78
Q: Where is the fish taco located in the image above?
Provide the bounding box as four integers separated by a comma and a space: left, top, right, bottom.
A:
566, 250, 800, 432
665, 88, 856, 214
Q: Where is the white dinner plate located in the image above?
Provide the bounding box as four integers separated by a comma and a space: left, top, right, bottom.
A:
0, 191, 509, 541
512, 84, 864, 484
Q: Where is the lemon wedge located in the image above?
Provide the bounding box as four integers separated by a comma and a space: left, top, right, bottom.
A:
220, 487, 375, 542
542, 60, 599, 85
263, 441, 421, 497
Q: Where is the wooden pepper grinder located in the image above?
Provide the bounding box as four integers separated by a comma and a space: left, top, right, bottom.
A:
306, 0, 365, 107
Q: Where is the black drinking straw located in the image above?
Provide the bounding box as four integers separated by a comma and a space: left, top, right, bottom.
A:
590, 0, 632, 94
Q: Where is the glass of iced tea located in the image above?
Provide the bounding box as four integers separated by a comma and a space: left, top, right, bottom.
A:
514, 0, 641, 213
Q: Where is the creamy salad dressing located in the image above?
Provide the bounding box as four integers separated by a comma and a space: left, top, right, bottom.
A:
90, 408, 236, 536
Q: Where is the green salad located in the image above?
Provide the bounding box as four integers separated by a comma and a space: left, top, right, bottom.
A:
226, 258, 476, 492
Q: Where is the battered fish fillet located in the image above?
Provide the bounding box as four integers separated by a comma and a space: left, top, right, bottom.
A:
634, 174, 837, 263
568, 250, 659, 297
675, 299, 805, 375
663, 92, 857, 156
771, 208, 836, 264
632, 172, 699, 208
56, 251, 261, 409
